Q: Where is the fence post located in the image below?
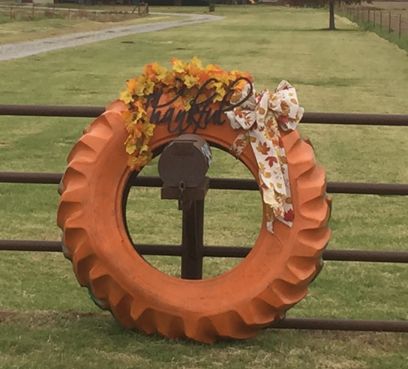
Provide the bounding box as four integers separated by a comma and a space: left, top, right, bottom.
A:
368, 9, 370, 23
380, 10, 382, 29
389, 11, 392, 33
373, 10, 376, 27
398, 14, 402, 38
181, 200, 204, 280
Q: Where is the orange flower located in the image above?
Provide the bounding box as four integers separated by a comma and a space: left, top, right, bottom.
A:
144, 62, 167, 82
127, 78, 138, 94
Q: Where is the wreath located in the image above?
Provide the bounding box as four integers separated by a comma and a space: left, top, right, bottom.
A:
119, 58, 304, 231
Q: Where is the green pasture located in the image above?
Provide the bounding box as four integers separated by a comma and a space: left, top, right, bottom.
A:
0, 5, 407, 369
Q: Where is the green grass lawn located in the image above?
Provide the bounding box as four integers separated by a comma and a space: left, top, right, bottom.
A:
0, 5, 407, 369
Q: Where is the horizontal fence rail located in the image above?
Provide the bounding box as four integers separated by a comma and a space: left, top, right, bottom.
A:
0, 104, 408, 126
1, 172, 408, 196
273, 318, 408, 333
1, 240, 407, 263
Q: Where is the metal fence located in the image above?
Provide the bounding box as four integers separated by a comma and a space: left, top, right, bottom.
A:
0, 3, 149, 22
0, 104, 407, 333
339, 5, 408, 38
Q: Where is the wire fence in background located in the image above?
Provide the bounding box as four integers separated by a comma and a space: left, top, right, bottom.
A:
339, 5, 408, 39
0, 3, 149, 22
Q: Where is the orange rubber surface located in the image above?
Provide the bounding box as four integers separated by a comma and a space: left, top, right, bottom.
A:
57, 100, 331, 343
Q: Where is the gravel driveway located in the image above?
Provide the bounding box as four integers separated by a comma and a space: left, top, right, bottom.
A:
0, 12, 222, 61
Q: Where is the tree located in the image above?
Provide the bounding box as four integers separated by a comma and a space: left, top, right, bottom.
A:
286, 0, 361, 30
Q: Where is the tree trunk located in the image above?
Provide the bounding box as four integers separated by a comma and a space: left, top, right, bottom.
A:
329, 0, 336, 30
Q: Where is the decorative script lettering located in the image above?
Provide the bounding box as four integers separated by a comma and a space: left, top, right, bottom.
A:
146, 77, 253, 134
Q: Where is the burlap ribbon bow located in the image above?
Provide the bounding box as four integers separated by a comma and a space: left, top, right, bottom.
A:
225, 81, 304, 232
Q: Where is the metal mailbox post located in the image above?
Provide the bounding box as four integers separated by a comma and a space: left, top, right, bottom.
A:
158, 134, 212, 279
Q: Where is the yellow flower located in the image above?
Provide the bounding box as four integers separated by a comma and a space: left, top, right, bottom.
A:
171, 58, 185, 73
184, 74, 198, 88
119, 90, 132, 104
143, 78, 155, 95
144, 62, 168, 82
135, 76, 146, 97
125, 142, 137, 155
187, 57, 203, 78
162, 72, 175, 86
154, 64, 168, 81
140, 144, 150, 154
206, 63, 222, 74
143, 122, 156, 137
129, 107, 144, 123
190, 57, 203, 69
128, 156, 145, 171
212, 81, 226, 102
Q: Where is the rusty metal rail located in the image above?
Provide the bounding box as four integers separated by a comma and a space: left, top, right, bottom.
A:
1, 104, 408, 126
273, 318, 408, 332
1, 172, 408, 196
1, 240, 408, 263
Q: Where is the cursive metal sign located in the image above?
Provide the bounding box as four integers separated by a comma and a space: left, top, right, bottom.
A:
146, 77, 253, 134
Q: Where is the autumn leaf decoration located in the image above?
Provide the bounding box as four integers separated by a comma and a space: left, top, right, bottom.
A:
119, 58, 253, 171
225, 79, 304, 232
256, 142, 270, 155
119, 59, 304, 233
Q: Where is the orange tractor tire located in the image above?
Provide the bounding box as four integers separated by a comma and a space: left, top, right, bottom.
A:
57, 100, 330, 343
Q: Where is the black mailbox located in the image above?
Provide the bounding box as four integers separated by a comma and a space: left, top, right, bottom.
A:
158, 134, 211, 189
158, 134, 212, 278
158, 134, 211, 207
